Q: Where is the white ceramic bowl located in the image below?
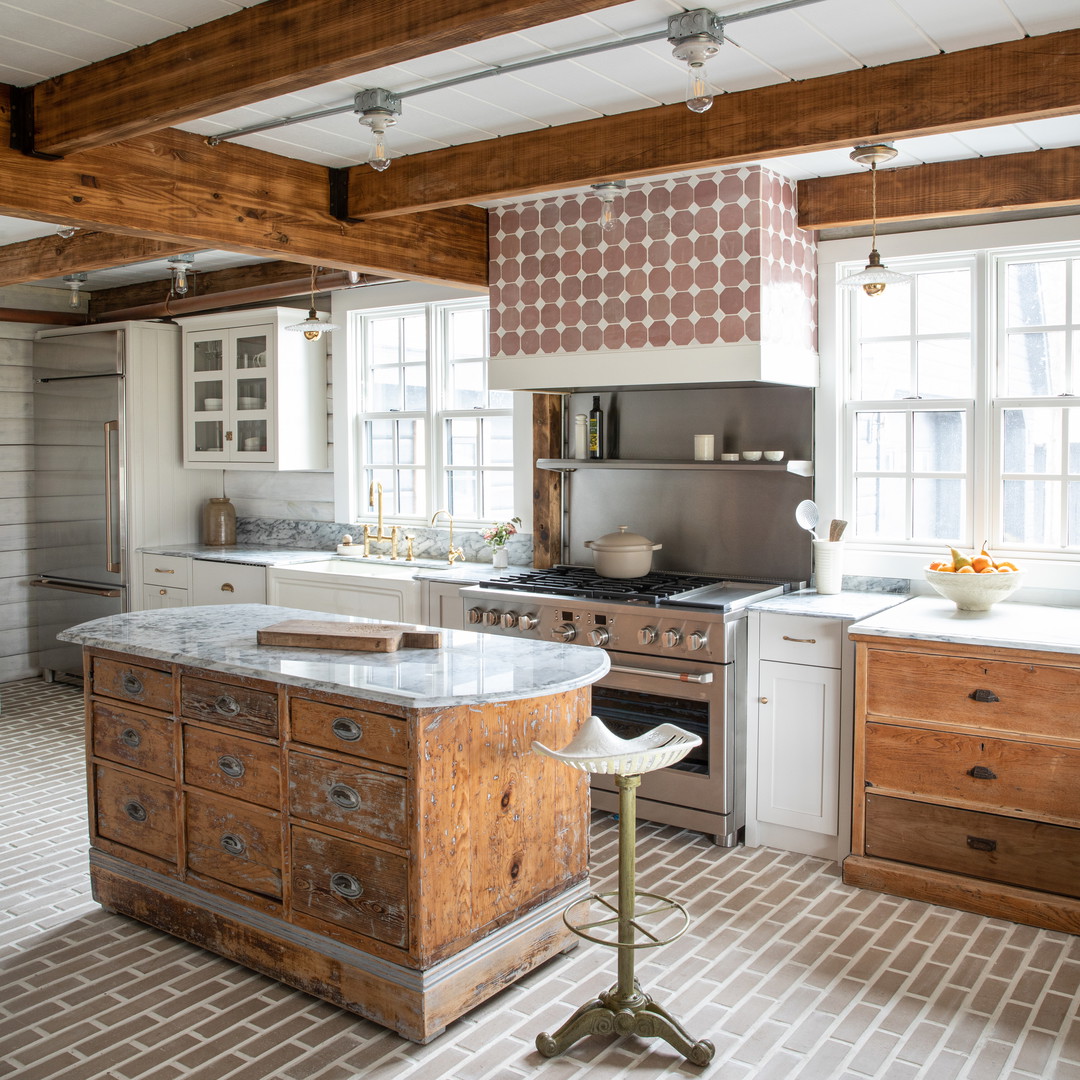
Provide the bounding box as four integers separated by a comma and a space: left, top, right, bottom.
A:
237, 396, 263, 409
763, 450, 785, 461
924, 567, 1024, 611
741, 450, 762, 461
202, 397, 222, 410
720, 453, 740, 462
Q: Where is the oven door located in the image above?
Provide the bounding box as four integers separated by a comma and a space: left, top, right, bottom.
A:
588, 649, 741, 846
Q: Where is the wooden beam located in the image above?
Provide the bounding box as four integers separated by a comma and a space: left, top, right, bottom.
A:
344, 27, 1080, 220
797, 147, 1080, 229
28, 0, 630, 158
0, 86, 489, 290
531, 395, 562, 569
0, 232, 195, 288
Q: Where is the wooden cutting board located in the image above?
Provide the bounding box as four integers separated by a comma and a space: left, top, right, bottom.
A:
256, 619, 442, 652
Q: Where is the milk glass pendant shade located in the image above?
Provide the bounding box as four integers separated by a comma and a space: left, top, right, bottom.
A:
839, 144, 911, 297
286, 265, 340, 340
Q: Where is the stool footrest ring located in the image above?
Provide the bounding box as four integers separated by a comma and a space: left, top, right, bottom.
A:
563, 889, 691, 949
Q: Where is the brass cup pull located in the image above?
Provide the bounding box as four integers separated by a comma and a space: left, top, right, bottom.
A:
966, 835, 997, 853
121, 672, 144, 697
968, 765, 998, 780
214, 695, 240, 716
217, 755, 245, 778
331, 717, 362, 742
329, 783, 361, 810
220, 583, 235, 593
330, 873, 363, 899
220, 833, 247, 856
124, 801, 147, 822
119, 728, 142, 748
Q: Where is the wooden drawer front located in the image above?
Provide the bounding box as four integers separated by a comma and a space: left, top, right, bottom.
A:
290, 825, 408, 947
91, 700, 175, 778
865, 648, 1078, 739
185, 790, 282, 899
759, 614, 842, 668
865, 722, 1080, 824
288, 751, 407, 848
94, 764, 177, 863
183, 726, 280, 808
865, 794, 1080, 899
181, 674, 278, 737
93, 656, 173, 713
142, 553, 191, 589
290, 698, 407, 768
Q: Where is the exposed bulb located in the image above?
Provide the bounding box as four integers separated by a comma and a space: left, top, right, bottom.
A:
56, 224, 78, 240
369, 126, 390, 172
172, 266, 189, 295
62, 273, 86, 310
686, 61, 713, 113
599, 197, 617, 232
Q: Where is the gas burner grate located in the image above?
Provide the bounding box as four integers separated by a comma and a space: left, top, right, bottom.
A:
478, 565, 743, 604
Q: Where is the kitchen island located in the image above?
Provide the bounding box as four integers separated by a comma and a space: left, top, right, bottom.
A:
59, 605, 609, 1042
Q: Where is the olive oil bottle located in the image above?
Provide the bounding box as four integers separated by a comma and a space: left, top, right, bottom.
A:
588, 396, 604, 460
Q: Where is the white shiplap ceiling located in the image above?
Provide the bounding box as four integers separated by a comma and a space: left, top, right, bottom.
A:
3, 0, 1080, 287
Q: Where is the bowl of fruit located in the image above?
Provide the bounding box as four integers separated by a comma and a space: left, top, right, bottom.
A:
925, 548, 1024, 611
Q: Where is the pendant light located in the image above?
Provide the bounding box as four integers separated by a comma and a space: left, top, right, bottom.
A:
839, 144, 911, 297
667, 9, 723, 114
355, 89, 402, 172
63, 273, 87, 309
286, 266, 340, 341
168, 253, 195, 296
590, 181, 626, 232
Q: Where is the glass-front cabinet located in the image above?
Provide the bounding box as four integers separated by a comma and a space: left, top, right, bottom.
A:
181, 307, 327, 470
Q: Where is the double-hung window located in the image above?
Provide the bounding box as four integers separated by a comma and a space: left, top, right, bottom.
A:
350, 298, 515, 525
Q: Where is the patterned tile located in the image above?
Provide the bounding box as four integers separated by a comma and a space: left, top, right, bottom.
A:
0, 677, 1077, 1080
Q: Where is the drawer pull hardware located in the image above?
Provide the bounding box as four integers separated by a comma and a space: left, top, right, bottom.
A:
966, 835, 997, 853
330, 873, 364, 899
124, 801, 147, 822
220, 833, 247, 856
781, 635, 817, 644
329, 783, 361, 810
154, 567, 175, 574
121, 672, 144, 697
214, 695, 241, 716
331, 717, 363, 742
119, 728, 142, 748
220, 583, 235, 593
969, 688, 1000, 703
968, 765, 998, 780
217, 755, 246, 778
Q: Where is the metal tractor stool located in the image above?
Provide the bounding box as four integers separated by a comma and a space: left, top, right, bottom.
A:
532, 717, 715, 1067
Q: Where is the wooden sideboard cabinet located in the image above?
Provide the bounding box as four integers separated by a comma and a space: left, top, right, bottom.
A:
83, 646, 592, 1042
844, 635, 1080, 935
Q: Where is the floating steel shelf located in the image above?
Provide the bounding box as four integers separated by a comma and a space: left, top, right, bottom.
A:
537, 458, 813, 477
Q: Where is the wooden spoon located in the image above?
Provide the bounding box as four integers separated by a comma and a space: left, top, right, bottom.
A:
828, 519, 848, 542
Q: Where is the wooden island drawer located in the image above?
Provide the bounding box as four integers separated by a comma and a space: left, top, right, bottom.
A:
290, 825, 408, 948
91, 700, 176, 778
92, 656, 173, 713
181, 674, 278, 737
288, 751, 407, 848
865, 794, 1080, 898
94, 764, 177, 863
183, 726, 280, 807
865, 722, 1080, 824
864, 648, 1079, 740
185, 791, 282, 899
290, 698, 407, 767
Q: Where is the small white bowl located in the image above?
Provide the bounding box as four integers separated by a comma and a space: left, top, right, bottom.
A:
202, 397, 222, 410
763, 450, 785, 462
720, 453, 740, 462
924, 566, 1024, 611
741, 450, 762, 461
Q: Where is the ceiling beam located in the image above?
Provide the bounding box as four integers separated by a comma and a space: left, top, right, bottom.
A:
0, 86, 489, 290
342, 27, 1080, 220
797, 146, 1080, 229
0, 231, 195, 288
27, 0, 631, 158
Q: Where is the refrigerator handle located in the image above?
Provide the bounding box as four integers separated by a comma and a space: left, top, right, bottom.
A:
104, 420, 121, 575
30, 578, 123, 598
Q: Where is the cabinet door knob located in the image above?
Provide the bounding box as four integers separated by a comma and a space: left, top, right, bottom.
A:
759, 696, 768, 704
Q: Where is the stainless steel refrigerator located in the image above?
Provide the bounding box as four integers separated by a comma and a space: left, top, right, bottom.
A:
31, 329, 128, 680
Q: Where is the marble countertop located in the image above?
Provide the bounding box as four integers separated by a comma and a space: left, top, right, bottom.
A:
751, 589, 909, 621
58, 604, 609, 709
847, 595, 1080, 654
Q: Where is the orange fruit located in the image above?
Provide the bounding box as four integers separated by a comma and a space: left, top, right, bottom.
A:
956, 565, 976, 573
978, 567, 996, 573
997, 561, 1019, 572
971, 556, 992, 572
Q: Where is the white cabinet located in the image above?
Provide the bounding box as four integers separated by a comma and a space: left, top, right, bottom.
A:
192, 560, 266, 605
746, 611, 854, 863
266, 565, 421, 623
422, 580, 469, 628
180, 307, 327, 470
140, 553, 190, 609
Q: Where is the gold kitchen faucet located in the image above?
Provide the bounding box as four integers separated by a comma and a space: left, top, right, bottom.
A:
430, 509, 464, 565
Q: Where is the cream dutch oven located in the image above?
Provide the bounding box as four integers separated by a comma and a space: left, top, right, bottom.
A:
584, 525, 662, 578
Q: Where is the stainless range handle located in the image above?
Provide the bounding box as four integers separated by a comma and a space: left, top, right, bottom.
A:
30, 578, 122, 598
104, 420, 120, 575
608, 664, 713, 684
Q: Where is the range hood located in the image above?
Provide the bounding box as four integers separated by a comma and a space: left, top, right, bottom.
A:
488, 342, 818, 393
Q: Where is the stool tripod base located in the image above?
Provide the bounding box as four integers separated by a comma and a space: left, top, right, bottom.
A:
535, 978, 715, 1066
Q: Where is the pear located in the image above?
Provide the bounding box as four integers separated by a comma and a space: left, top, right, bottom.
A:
950, 546, 972, 570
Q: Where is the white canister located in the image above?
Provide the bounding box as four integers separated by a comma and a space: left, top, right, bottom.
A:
574, 414, 588, 460
813, 540, 845, 595
694, 434, 714, 461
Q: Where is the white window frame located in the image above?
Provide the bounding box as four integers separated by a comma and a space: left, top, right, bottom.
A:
817, 215, 1080, 594
330, 282, 533, 530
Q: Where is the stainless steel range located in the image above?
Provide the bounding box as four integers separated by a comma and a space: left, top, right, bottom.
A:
460, 565, 800, 846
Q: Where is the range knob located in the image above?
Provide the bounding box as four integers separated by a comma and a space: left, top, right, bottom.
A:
688, 631, 708, 652
499, 612, 518, 629
661, 628, 683, 648
588, 627, 609, 647
467, 607, 484, 625
637, 626, 658, 646
483, 610, 501, 626
517, 613, 538, 631
552, 623, 577, 642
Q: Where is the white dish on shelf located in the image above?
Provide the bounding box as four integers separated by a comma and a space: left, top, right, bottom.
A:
719, 453, 740, 462
237, 396, 263, 409
741, 450, 763, 461
202, 397, 222, 410
763, 450, 784, 461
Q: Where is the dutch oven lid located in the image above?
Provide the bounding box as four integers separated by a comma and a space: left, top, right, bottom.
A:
585, 525, 662, 552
